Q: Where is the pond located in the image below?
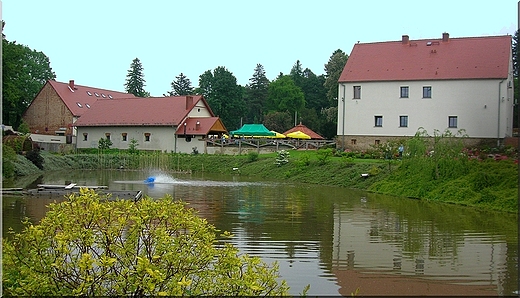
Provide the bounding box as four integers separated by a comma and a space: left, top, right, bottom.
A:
3, 169, 518, 296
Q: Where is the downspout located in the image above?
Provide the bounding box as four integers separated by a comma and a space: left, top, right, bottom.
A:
174, 126, 177, 153
497, 79, 505, 147
341, 84, 346, 150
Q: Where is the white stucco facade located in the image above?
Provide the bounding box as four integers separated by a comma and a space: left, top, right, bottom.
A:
337, 78, 514, 148
76, 126, 206, 154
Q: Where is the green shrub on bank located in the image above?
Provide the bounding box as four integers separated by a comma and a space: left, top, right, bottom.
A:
3, 189, 292, 296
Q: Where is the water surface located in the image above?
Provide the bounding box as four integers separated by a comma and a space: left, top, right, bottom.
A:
3, 170, 518, 296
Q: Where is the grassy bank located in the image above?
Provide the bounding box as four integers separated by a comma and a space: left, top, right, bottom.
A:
5, 148, 518, 213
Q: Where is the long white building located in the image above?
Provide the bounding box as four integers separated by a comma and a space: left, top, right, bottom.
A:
337, 33, 514, 150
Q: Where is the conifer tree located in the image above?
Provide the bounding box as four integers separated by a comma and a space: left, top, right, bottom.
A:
124, 58, 147, 97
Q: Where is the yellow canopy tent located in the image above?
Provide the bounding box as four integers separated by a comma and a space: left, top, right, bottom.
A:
286, 131, 311, 139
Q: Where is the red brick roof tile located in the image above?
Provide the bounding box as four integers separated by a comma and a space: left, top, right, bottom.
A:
48, 80, 134, 116
74, 95, 207, 126
339, 35, 511, 82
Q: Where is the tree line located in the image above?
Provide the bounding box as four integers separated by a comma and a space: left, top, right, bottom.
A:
124, 51, 348, 138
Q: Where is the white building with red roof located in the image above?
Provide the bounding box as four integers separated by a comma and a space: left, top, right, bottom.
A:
337, 33, 514, 150
73, 95, 227, 153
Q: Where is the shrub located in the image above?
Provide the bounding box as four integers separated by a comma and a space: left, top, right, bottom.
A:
275, 150, 290, 167
247, 151, 259, 162
25, 149, 44, 170
3, 189, 291, 296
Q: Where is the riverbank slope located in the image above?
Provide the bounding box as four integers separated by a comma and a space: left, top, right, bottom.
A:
5, 150, 518, 213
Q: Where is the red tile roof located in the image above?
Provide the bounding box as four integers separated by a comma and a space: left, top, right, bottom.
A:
47, 80, 135, 116
74, 95, 207, 127
283, 123, 324, 139
339, 34, 512, 82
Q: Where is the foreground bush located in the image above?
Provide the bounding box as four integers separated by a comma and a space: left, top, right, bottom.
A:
3, 189, 290, 296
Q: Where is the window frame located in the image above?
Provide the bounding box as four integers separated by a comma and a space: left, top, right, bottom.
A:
399, 115, 408, 127
374, 115, 383, 127
423, 86, 432, 98
353, 86, 361, 99
144, 133, 151, 142
105, 133, 111, 141
400, 86, 409, 98
83, 133, 88, 141
122, 133, 127, 142
448, 116, 458, 128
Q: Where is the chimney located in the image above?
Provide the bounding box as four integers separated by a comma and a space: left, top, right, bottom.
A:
402, 35, 409, 45
442, 32, 449, 42
69, 80, 75, 89
185, 95, 193, 109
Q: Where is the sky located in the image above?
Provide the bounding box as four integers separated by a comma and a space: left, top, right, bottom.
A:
2, 0, 518, 97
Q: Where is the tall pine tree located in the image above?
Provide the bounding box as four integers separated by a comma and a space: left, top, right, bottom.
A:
167, 73, 194, 96
245, 64, 270, 123
324, 49, 348, 106
124, 58, 147, 97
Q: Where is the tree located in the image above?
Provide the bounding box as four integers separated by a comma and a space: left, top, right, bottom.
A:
267, 75, 305, 124
124, 58, 147, 97
167, 73, 194, 96
98, 137, 113, 150
2, 22, 56, 129
196, 66, 245, 130
3, 189, 291, 296
262, 111, 293, 133
324, 49, 348, 106
289, 60, 304, 88
244, 64, 270, 123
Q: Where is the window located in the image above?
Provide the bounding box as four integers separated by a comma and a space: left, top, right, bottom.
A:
144, 133, 151, 142
423, 86, 432, 98
375, 140, 380, 145
122, 133, 127, 142
399, 116, 408, 127
351, 139, 357, 145
448, 116, 458, 128
374, 116, 383, 127
400, 86, 409, 98
353, 86, 361, 99
83, 133, 88, 141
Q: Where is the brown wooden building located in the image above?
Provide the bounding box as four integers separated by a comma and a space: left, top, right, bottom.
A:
22, 79, 134, 137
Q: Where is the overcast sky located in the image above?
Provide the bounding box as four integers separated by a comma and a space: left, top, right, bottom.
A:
2, 0, 518, 96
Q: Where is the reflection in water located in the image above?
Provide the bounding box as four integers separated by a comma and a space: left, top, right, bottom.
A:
3, 169, 518, 296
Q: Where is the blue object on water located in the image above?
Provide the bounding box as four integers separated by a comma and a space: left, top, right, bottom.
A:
145, 176, 155, 183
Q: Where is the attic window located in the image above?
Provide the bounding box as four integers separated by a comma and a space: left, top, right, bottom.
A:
76, 102, 83, 108
85, 103, 91, 109
95, 92, 100, 97
101, 93, 106, 98
87, 91, 92, 96
108, 95, 113, 99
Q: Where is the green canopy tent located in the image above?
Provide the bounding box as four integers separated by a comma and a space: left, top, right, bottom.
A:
230, 124, 275, 137
230, 124, 275, 154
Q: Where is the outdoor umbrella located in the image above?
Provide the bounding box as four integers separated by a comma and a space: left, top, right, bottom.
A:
286, 131, 311, 139
267, 131, 286, 138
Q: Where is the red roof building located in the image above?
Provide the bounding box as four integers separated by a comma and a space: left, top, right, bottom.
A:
74, 95, 227, 153
337, 33, 514, 150
23, 80, 134, 136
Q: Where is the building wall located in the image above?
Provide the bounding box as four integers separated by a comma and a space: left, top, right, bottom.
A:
23, 83, 75, 136
337, 78, 514, 149
76, 126, 206, 154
